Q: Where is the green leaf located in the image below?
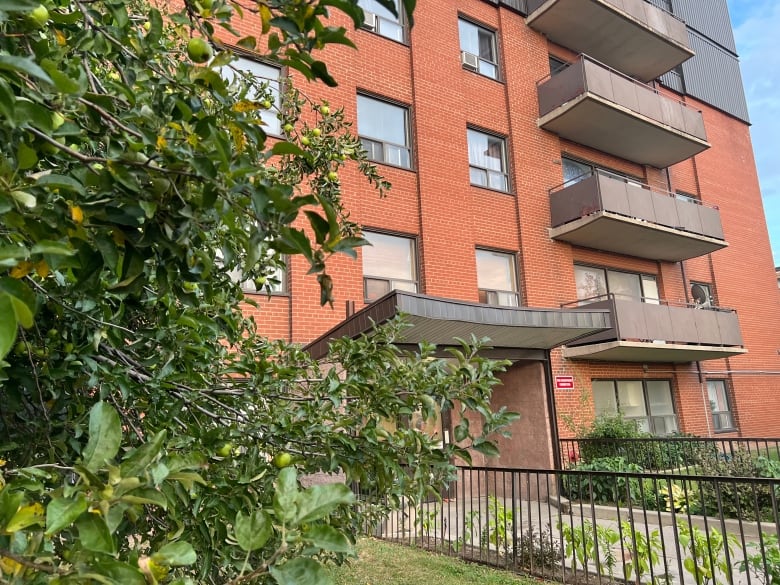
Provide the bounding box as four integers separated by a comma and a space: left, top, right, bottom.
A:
271, 141, 305, 157
302, 525, 352, 553
120, 430, 167, 477
270, 558, 333, 585
0, 0, 39, 10
0, 278, 36, 328
119, 488, 168, 509
82, 402, 123, 471
16, 143, 37, 170
30, 240, 75, 256
76, 513, 115, 554
0, 294, 18, 360
151, 541, 197, 566
273, 467, 299, 524
91, 559, 146, 585
36, 173, 85, 194
234, 510, 273, 552
0, 55, 52, 84
472, 439, 500, 458
4, 503, 45, 532
10, 190, 35, 208
295, 482, 355, 524
45, 494, 88, 535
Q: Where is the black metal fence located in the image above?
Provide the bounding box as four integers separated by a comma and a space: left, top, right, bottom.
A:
359, 466, 780, 585
560, 437, 780, 474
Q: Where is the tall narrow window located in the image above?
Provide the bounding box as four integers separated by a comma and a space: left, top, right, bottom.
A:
707, 380, 734, 431
220, 57, 281, 136
362, 231, 417, 302
467, 129, 508, 192
357, 95, 411, 169
358, 0, 404, 42
458, 19, 499, 80
476, 249, 519, 307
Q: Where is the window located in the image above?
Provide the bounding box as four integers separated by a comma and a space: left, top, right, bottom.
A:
467, 129, 509, 192
676, 190, 700, 204
574, 265, 659, 304
691, 282, 713, 308
549, 55, 568, 75
359, 0, 404, 42
476, 249, 519, 307
562, 157, 642, 188
362, 231, 417, 301
357, 95, 411, 169
593, 380, 678, 436
220, 56, 281, 136
458, 19, 499, 79
707, 380, 735, 431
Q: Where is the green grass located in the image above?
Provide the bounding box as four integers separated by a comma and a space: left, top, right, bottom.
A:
330, 538, 541, 585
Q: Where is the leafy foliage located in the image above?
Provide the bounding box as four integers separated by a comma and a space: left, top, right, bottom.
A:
562, 457, 643, 505
0, 0, 518, 582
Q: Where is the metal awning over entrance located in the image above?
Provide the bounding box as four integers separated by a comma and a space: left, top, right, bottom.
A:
304, 291, 611, 360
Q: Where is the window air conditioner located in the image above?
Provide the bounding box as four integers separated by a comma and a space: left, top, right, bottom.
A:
363, 11, 378, 32
461, 51, 479, 71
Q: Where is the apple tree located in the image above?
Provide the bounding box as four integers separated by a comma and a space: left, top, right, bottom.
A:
0, 0, 518, 583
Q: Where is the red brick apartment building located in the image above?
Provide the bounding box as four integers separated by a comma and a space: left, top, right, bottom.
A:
228, 0, 780, 468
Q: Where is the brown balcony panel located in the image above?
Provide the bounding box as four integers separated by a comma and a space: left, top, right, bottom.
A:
526, 0, 693, 82
538, 57, 710, 168
549, 172, 727, 261
563, 298, 746, 363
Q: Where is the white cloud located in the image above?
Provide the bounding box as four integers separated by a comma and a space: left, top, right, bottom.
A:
730, 0, 780, 264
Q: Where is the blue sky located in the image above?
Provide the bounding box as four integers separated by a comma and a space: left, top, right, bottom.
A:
726, 0, 779, 265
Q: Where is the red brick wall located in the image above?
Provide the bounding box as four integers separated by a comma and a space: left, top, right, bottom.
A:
211, 2, 780, 439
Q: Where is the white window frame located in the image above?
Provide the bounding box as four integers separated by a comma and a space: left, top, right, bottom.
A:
357, 95, 412, 169
458, 18, 499, 80
467, 128, 509, 192
359, 0, 406, 42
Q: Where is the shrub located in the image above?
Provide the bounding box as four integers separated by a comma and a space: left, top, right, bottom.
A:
563, 457, 644, 505
579, 414, 662, 469
698, 449, 776, 520
514, 526, 562, 570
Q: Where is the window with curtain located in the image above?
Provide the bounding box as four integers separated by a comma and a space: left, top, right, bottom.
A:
467, 129, 508, 192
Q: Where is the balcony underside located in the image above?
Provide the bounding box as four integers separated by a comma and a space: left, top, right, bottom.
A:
562, 340, 747, 363
538, 93, 710, 168
550, 211, 728, 261
526, 0, 693, 82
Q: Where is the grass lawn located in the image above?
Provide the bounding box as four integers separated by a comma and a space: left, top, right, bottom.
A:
330, 538, 540, 585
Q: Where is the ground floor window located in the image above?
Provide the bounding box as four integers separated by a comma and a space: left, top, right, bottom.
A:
707, 380, 735, 432
593, 379, 678, 436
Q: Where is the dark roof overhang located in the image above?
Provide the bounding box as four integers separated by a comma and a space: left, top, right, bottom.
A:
304, 291, 611, 361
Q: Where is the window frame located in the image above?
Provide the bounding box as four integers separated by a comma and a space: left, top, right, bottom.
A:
562, 156, 644, 188
707, 380, 736, 432
475, 248, 520, 307
357, 93, 413, 170
358, 0, 407, 43
361, 230, 419, 302
593, 379, 679, 437
467, 127, 510, 193
574, 263, 659, 304
219, 52, 283, 137
458, 16, 500, 81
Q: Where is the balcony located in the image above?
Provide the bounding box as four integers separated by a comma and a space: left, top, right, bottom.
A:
526, 0, 693, 82
537, 56, 709, 168
549, 170, 727, 261
562, 295, 746, 363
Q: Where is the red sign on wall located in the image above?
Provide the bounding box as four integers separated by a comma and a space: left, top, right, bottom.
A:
555, 375, 575, 390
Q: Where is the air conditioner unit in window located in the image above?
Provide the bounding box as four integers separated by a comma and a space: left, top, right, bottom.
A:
363, 11, 378, 32
461, 51, 479, 71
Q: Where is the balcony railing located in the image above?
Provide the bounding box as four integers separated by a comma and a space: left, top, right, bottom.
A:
561, 294, 745, 362
526, 0, 692, 82
537, 55, 709, 168
549, 169, 727, 261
